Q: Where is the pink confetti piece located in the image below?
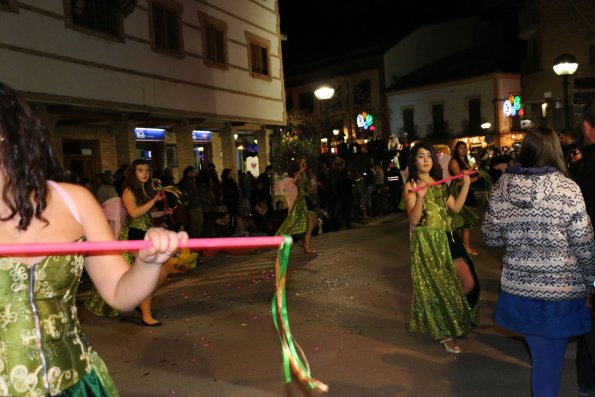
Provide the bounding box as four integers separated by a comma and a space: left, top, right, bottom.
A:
190, 357, 197, 363
314, 347, 320, 352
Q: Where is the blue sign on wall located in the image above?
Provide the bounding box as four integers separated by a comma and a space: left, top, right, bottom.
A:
135, 128, 165, 141
192, 130, 212, 142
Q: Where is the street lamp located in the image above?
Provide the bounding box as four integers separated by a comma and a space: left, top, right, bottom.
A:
314, 85, 335, 149
553, 53, 578, 129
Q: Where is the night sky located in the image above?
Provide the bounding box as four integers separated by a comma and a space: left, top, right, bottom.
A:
279, 0, 523, 74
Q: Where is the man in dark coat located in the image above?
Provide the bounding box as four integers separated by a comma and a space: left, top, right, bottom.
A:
575, 101, 595, 397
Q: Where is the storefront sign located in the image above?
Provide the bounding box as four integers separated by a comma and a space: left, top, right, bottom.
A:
134, 128, 165, 141
192, 130, 212, 142
356, 112, 374, 130
503, 95, 522, 117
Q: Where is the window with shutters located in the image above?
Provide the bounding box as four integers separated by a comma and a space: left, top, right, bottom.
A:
148, 0, 184, 58
245, 32, 271, 81
64, 0, 124, 40
198, 12, 228, 70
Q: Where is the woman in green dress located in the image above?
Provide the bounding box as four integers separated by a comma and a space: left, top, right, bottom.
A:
276, 159, 317, 253
449, 141, 482, 255
402, 142, 480, 354
86, 159, 172, 326
0, 81, 187, 396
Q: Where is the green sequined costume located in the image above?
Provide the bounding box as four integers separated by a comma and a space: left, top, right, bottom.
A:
409, 185, 480, 340
449, 179, 480, 230
0, 242, 119, 396
85, 197, 153, 318
276, 175, 308, 236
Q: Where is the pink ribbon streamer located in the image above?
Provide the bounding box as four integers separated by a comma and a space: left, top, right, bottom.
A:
0, 236, 286, 256
410, 170, 478, 193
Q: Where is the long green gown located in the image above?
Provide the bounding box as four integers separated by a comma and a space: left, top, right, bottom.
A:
275, 175, 308, 237
85, 197, 153, 317
449, 179, 480, 230
409, 185, 480, 340
0, 241, 119, 396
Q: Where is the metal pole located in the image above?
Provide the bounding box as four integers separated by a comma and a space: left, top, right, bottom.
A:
563, 74, 569, 129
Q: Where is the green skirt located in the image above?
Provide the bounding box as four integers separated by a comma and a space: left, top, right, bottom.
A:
56, 352, 119, 396
409, 226, 477, 340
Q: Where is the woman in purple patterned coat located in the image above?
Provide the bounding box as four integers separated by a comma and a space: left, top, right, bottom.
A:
482, 126, 595, 397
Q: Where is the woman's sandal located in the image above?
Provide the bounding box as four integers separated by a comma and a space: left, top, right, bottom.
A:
304, 248, 317, 254
465, 247, 479, 256
440, 338, 462, 354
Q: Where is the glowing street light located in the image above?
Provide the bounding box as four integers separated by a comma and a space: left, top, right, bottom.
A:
314, 86, 335, 100
553, 54, 578, 129
314, 85, 335, 148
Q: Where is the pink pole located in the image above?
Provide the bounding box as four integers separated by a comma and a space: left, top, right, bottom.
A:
0, 236, 287, 256
410, 170, 478, 193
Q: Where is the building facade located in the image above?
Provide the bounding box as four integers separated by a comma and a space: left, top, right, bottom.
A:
284, 46, 389, 152
0, 0, 286, 180
519, 0, 595, 132
384, 18, 524, 149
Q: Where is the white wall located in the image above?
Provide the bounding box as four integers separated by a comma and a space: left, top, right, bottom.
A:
0, 0, 285, 124
387, 75, 520, 138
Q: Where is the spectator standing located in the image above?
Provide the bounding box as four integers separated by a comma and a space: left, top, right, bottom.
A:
574, 102, 595, 397
95, 172, 119, 205
242, 170, 257, 202
482, 127, 595, 397
449, 141, 481, 255
221, 168, 240, 233
179, 166, 203, 239
197, 172, 217, 237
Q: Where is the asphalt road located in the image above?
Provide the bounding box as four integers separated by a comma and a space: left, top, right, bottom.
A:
77, 211, 581, 397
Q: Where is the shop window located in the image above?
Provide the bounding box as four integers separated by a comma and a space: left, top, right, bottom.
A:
468, 98, 481, 132
148, 0, 184, 58
0, 0, 18, 12
64, 0, 123, 40
431, 103, 446, 137
198, 12, 228, 69
246, 32, 271, 80
402, 107, 414, 135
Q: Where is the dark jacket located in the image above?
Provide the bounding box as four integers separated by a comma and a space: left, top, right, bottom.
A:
178, 176, 200, 209
575, 143, 595, 222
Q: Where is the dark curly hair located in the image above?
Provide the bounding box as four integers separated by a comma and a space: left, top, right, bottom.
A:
406, 142, 443, 183
0, 81, 66, 230
124, 159, 155, 200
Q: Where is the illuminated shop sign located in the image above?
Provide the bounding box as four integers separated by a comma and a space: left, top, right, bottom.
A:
192, 130, 212, 142
503, 95, 522, 117
356, 112, 375, 130
134, 128, 165, 141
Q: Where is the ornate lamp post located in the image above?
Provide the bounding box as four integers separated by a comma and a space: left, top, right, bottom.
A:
553, 54, 578, 129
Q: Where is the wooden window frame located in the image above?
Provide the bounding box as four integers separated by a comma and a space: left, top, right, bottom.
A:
63, 0, 124, 42
245, 31, 272, 81
147, 0, 184, 58
0, 0, 18, 12
198, 12, 229, 70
